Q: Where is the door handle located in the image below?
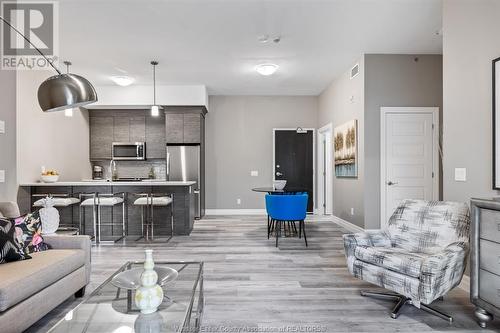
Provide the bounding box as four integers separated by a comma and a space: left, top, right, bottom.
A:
387, 181, 398, 186
276, 171, 283, 177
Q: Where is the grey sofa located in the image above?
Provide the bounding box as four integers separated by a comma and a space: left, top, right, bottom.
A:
343, 199, 470, 322
0, 201, 91, 333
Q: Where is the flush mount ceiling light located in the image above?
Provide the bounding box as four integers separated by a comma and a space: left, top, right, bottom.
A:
110, 75, 134, 87
0, 17, 98, 112
257, 34, 269, 43
150, 60, 163, 117
255, 63, 279, 76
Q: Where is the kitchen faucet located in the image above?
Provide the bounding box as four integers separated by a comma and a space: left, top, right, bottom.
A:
109, 159, 117, 181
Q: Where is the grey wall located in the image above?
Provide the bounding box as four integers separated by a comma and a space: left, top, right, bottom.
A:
318, 54, 443, 229
364, 54, 443, 229
206, 96, 318, 210
318, 58, 365, 228
443, 0, 500, 203
0, 69, 17, 201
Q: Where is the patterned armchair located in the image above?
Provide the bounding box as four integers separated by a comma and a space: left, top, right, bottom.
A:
343, 200, 470, 322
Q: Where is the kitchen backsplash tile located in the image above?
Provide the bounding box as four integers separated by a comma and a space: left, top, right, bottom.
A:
93, 160, 166, 180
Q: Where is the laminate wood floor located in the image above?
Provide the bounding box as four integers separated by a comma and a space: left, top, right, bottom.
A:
27, 215, 500, 332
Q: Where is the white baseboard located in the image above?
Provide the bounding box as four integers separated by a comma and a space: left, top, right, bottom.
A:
458, 275, 470, 292
331, 216, 365, 233
205, 209, 267, 215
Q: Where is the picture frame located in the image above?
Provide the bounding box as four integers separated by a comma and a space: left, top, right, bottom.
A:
334, 119, 358, 178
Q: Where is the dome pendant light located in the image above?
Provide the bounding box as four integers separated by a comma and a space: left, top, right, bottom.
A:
0, 16, 97, 112
62, 61, 74, 117
151, 61, 163, 117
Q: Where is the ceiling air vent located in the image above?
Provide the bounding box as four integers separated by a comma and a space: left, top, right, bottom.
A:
350, 63, 359, 79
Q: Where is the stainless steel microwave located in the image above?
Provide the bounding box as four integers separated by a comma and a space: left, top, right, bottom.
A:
112, 142, 146, 160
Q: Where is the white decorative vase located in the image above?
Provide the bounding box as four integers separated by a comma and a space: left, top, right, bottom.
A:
39, 197, 60, 234
134, 312, 163, 333
135, 249, 164, 314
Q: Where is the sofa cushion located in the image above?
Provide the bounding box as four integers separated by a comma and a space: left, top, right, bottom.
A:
354, 245, 427, 278
12, 211, 50, 254
0, 202, 21, 219
0, 249, 85, 312
0, 219, 31, 264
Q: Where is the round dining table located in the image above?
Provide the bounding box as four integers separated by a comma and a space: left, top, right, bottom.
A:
251, 187, 309, 194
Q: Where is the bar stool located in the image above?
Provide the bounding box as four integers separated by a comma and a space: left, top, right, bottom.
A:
79, 192, 126, 244
133, 193, 174, 242
32, 193, 81, 229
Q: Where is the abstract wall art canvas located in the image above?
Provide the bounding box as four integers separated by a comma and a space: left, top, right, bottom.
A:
334, 119, 358, 178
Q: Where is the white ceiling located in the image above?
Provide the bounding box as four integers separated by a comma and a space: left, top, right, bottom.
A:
58, 0, 442, 95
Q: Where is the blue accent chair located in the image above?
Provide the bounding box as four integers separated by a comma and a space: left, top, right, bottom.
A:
265, 193, 308, 247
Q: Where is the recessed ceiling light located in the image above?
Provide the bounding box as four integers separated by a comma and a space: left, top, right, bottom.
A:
255, 63, 279, 76
258, 35, 269, 43
110, 75, 134, 86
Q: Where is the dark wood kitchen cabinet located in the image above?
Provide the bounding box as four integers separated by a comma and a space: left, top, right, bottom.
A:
113, 117, 129, 142
90, 116, 114, 160
113, 116, 145, 143
146, 115, 166, 159
165, 114, 184, 143
129, 116, 146, 142
165, 113, 202, 144
183, 114, 201, 143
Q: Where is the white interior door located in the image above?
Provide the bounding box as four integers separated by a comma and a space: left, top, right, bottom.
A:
317, 124, 333, 215
381, 108, 438, 226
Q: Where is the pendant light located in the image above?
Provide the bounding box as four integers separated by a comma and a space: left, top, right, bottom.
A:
62, 61, 74, 117
150, 60, 163, 117
0, 16, 97, 113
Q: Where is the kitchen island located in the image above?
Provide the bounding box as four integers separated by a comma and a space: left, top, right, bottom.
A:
19, 181, 197, 236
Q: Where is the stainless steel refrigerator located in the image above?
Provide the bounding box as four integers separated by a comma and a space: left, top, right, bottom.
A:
166, 144, 201, 218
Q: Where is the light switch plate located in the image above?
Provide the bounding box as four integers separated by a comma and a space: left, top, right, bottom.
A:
455, 168, 467, 182
250, 170, 258, 177
0, 170, 4, 183
0, 120, 5, 134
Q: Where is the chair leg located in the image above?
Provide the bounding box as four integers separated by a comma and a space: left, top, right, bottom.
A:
97, 204, 102, 244
267, 216, 271, 239
360, 290, 453, 322
136, 206, 145, 242
299, 221, 302, 239
391, 297, 410, 319
301, 220, 308, 246
275, 220, 280, 247
151, 204, 155, 241
421, 303, 453, 323
360, 290, 401, 301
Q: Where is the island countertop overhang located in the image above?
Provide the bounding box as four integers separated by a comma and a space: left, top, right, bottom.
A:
19, 181, 196, 187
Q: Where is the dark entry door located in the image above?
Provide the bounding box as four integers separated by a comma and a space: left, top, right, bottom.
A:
274, 130, 314, 212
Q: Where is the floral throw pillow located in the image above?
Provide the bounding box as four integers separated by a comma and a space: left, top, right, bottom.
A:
0, 218, 31, 263
12, 211, 51, 254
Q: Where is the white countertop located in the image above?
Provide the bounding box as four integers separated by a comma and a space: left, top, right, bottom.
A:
20, 180, 196, 186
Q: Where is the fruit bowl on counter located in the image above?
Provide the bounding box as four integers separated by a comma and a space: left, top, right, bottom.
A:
41, 170, 59, 183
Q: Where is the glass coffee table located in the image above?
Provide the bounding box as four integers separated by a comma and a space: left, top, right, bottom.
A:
48, 261, 204, 333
